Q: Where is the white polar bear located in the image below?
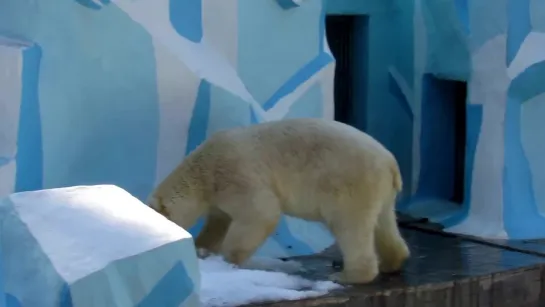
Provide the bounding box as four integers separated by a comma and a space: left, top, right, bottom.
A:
148, 118, 410, 284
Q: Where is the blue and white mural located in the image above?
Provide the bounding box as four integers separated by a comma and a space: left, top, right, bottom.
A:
0, 0, 336, 263
3, 1, 545, 304
392, 0, 545, 240
0, 0, 336, 304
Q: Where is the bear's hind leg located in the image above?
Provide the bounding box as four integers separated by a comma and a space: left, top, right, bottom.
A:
329, 204, 382, 284
218, 192, 281, 266
195, 208, 232, 256
375, 200, 410, 273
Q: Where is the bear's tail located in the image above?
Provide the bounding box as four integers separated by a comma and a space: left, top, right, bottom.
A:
391, 161, 403, 193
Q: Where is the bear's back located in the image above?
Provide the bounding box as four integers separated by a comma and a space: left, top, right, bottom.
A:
218, 118, 394, 167
200, 119, 398, 220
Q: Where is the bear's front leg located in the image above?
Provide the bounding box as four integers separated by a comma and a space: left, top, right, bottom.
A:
218, 192, 282, 266
195, 209, 232, 256
219, 217, 280, 265
329, 214, 380, 284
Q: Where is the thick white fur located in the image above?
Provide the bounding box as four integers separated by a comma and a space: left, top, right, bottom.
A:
148, 118, 410, 284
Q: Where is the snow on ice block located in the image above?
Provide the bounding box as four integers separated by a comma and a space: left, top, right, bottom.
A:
0, 185, 200, 307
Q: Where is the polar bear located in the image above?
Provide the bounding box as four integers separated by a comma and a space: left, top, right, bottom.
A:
148, 118, 410, 284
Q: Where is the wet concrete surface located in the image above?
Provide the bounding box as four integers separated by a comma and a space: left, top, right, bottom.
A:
488, 238, 545, 257
398, 211, 545, 258
297, 228, 545, 286
397, 211, 545, 259
247, 227, 545, 307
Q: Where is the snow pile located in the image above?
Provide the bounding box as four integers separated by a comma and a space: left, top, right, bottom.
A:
199, 256, 342, 307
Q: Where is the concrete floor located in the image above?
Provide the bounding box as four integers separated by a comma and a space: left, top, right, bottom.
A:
245, 227, 545, 307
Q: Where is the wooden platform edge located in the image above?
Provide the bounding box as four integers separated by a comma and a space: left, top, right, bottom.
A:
246, 263, 545, 307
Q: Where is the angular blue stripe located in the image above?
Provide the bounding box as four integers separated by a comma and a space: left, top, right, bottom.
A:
262, 52, 334, 111
388, 72, 414, 121
503, 98, 545, 239
188, 219, 205, 237
0, 157, 10, 167
74, 0, 110, 10
5, 294, 22, 307
454, 0, 470, 35
15, 44, 43, 192
502, 61, 545, 238
59, 284, 73, 307
169, 0, 203, 43
136, 262, 194, 307
185, 80, 211, 155
508, 62, 545, 103
506, 0, 531, 66
276, 0, 300, 10
250, 107, 260, 125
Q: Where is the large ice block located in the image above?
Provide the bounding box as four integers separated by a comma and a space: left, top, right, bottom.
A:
0, 185, 200, 307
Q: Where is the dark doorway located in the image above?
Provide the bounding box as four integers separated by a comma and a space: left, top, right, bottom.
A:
417, 75, 467, 204
325, 15, 368, 130
451, 81, 467, 204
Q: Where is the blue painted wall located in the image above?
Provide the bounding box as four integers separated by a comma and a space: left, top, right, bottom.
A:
0, 0, 337, 259
2, 0, 545, 269
333, 0, 545, 240
325, 0, 396, 15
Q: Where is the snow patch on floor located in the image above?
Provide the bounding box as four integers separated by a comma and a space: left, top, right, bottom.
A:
199, 256, 342, 307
